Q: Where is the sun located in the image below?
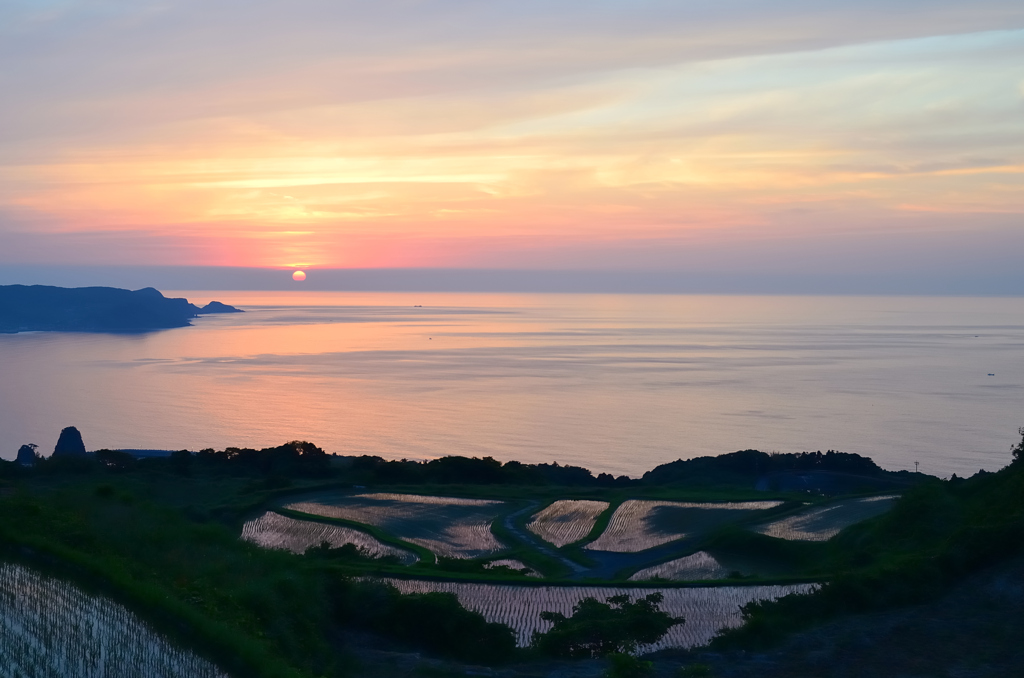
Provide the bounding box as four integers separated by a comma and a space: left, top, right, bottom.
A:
292, 270, 306, 281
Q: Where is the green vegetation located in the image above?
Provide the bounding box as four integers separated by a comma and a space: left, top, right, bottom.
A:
712, 435, 1024, 649
605, 652, 655, 678
1, 433, 1018, 676
0, 467, 517, 676
531, 593, 684, 658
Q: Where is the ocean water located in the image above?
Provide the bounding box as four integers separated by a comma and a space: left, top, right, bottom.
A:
1, 292, 1022, 478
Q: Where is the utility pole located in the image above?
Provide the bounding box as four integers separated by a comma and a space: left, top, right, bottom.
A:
915, 461, 919, 474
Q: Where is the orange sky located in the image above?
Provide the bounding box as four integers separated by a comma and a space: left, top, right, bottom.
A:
1, 2, 1023, 274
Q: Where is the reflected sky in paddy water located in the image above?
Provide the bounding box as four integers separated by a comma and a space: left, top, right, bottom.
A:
2, 292, 1022, 478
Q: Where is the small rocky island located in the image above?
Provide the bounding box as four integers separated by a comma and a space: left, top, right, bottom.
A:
0, 284, 241, 333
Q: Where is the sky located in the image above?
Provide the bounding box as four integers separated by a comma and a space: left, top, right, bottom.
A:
2, 1, 1023, 290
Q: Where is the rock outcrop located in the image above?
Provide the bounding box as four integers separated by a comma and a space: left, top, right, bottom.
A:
52, 426, 87, 457
199, 301, 243, 314
16, 444, 38, 466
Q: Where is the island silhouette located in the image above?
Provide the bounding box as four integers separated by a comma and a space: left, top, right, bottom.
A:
0, 284, 241, 333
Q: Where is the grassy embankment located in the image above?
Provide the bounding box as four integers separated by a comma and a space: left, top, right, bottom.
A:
712, 457, 1024, 649
0, 441, 976, 675
0, 469, 519, 676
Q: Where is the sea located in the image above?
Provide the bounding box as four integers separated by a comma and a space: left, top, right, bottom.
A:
1, 292, 1022, 479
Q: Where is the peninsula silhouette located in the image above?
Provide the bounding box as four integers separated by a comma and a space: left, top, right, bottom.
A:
0, 284, 241, 333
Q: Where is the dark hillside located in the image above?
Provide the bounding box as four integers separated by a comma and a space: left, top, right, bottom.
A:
710, 449, 1024, 651
0, 284, 240, 333
643, 449, 922, 493
664, 552, 1024, 678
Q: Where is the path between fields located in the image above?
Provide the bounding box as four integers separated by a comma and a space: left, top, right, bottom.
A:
503, 503, 589, 576
502, 504, 707, 580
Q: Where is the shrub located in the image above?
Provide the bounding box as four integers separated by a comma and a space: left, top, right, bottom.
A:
605, 652, 654, 678
532, 593, 683, 659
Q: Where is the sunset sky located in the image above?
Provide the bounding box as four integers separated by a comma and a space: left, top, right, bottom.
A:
2, 1, 1023, 288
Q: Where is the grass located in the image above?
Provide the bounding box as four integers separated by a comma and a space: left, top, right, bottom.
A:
0, 452, 994, 675
711, 461, 1024, 650
0, 485, 318, 678
490, 500, 576, 578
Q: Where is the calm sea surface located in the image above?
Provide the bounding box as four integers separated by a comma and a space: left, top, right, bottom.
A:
2, 292, 1022, 478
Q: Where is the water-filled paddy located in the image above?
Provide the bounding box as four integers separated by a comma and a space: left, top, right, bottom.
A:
0, 563, 226, 678
586, 500, 784, 552
628, 551, 732, 582
375, 578, 816, 650
241, 511, 418, 563
285, 493, 507, 558
526, 500, 609, 547
753, 495, 899, 541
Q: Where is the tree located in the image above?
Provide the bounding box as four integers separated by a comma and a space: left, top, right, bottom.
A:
532, 593, 684, 659
95, 448, 136, 472
169, 449, 194, 476
364, 589, 517, 664
16, 443, 38, 466
1013, 427, 1024, 464
605, 652, 654, 678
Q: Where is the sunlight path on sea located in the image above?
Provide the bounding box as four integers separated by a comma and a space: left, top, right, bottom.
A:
1, 292, 1022, 478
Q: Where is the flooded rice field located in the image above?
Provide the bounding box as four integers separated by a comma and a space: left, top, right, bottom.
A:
375, 578, 816, 650
241, 511, 418, 563
628, 552, 732, 582
527, 500, 609, 548
285, 493, 506, 558
586, 501, 784, 552
753, 495, 899, 541
0, 563, 227, 678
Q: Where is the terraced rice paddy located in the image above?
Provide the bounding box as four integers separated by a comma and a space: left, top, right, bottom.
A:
628, 552, 732, 582
285, 493, 506, 559
526, 500, 609, 547
586, 500, 784, 552
241, 511, 418, 563
0, 562, 227, 678
753, 495, 899, 541
376, 578, 816, 650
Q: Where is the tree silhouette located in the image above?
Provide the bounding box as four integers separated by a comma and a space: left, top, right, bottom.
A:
532, 593, 683, 658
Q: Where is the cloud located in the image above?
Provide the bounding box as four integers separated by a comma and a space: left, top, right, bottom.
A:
1, 1, 1023, 279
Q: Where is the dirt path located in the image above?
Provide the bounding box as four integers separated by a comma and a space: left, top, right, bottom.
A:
503, 502, 589, 576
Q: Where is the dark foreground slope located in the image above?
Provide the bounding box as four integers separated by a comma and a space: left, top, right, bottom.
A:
0, 435, 1019, 678
689, 553, 1024, 678
332, 552, 1024, 678
0, 284, 240, 333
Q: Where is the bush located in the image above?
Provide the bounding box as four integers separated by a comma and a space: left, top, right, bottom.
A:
532, 593, 683, 659
338, 584, 517, 665
605, 652, 654, 678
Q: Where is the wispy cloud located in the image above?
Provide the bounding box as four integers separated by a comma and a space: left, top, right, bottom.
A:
1, 1, 1023, 275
